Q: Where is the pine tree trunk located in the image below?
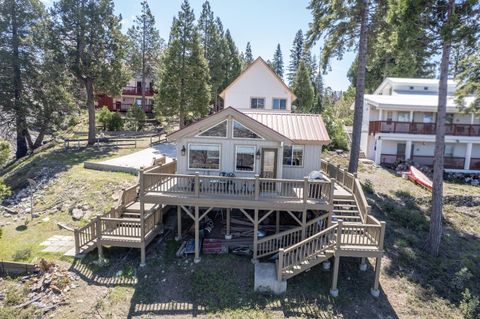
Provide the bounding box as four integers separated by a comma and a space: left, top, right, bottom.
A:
348, 0, 369, 173
141, 12, 146, 112
11, 0, 28, 159
425, 0, 454, 257
86, 78, 96, 145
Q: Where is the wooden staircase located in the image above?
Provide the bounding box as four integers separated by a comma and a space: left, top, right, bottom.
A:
333, 198, 362, 223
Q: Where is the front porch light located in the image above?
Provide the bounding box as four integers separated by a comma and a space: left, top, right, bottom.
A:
256, 149, 261, 159
181, 145, 186, 156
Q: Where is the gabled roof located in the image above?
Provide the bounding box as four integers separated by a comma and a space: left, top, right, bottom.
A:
167, 107, 293, 144
167, 107, 330, 145
219, 57, 297, 101
244, 112, 330, 145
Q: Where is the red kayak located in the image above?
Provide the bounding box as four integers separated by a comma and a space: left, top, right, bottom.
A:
406, 166, 433, 190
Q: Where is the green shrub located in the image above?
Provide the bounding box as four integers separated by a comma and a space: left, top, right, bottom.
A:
12, 248, 32, 262
4, 286, 24, 306
108, 112, 123, 131
0, 178, 11, 201
460, 289, 479, 319
125, 105, 146, 131
96, 106, 123, 131
0, 139, 10, 167
451, 267, 473, 290
362, 179, 375, 194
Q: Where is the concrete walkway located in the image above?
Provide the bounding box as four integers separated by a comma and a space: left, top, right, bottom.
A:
84, 142, 177, 174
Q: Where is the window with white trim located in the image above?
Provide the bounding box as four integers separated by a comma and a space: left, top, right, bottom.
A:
398, 111, 410, 122
233, 120, 262, 139
250, 98, 265, 109
235, 146, 256, 172
283, 145, 303, 166
197, 120, 227, 137
273, 98, 287, 110
188, 144, 220, 170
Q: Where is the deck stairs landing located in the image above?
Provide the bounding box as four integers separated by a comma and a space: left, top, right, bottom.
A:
280, 250, 334, 280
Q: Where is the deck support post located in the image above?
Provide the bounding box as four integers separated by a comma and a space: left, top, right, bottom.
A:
371, 257, 381, 297
139, 167, 146, 267
225, 208, 232, 240
330, 255, 340, 297
275, 210, 280, 234
328, 179, 336, 227
96, 215, 104, 263
175, 205, 182, 241
194, 206, 201, 263
252, 209, 258, 263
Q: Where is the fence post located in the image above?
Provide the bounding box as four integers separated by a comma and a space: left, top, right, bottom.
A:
303, 177, 309, 203
194, 172, 200, 197
378, 221, 386, 250
254, 174, 260, 200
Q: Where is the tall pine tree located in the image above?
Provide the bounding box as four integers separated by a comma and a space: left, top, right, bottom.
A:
156, 0, 210, 128
54, 0, 128, 145
272, 44, 284, 78
198, 1, 224, 107
245, 41, 253, 64
127, 0, 163, 110
288, 29, 304, 85
222, 29, 241, 89
292, 60, 314, 113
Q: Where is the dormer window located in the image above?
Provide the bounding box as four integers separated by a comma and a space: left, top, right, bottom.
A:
273, 98, 287, 110
250, 98, 265, 109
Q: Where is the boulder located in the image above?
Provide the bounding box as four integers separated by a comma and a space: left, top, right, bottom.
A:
71, 208, 84, 221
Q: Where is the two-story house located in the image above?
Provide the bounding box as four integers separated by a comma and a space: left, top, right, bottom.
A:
361, 77, 480, 172
97, 77, 155, 113
167, 57, 330, 179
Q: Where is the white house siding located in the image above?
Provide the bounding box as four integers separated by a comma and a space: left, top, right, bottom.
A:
282, 144, 323, 179
224, 62, 292, 111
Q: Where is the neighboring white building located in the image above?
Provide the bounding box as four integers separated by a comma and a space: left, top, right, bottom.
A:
360, 77, 480, 172
167, 57, 330, 180
219, 57, 296, 112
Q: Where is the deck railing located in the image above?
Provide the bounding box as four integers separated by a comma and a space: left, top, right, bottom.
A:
338, 221, 384, 247
278, 224, 337, 281
369, 120, 480, 136
99, 217, 142, 238
320, 159, 369, 223
142, 172, 334, 203
256, 213, 329, 258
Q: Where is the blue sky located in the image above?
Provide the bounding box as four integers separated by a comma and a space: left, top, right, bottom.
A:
43, 0, 355, 91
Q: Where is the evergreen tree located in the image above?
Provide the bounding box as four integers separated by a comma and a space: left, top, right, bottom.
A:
127, 0, 163, 110
307, 0, 381, 173
156, 0, 210, 128
292, 61, 314, 113
420, 0, 479, 257
0, 0, 43, 158
245, 41, 253, 64
288, 29, 304, 85
272, 44, 284, 78
54, 0, 128, 145
198, 1, 224, 107
312, 59, 324, 113
222, 29, 241, 89
455, 49, 480, 113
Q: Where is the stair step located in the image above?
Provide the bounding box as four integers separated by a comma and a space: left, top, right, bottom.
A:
333, 199, 356, 203
333, 204, 357, 208
333, 209, 359, 213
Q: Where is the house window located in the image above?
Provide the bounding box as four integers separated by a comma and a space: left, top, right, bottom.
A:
250, 98, 265, 109
273, 98, 287, 110
398, 111, 410, 122
283, 145, 303, 166
385, 111, 393, 121
233, 120, 262, 139
197, 120, 227, 137
235, 146, 256, 172
423, 112, 434, 123
445, 144, 454, 157
446, 113, 454, 124
188, 144, 220, 170
135, 99, 142, 106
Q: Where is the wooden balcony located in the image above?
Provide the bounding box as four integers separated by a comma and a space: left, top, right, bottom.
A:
380, 154, 466, 169
117, 103, 154, 113
141, 172, 334, 211
122, 86, 154, 96
369, 120, 480, 136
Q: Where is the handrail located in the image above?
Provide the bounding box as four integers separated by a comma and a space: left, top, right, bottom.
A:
283, 224, 337, 253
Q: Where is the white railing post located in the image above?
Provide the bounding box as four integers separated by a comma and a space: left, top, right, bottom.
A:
329, 178, 336, 226
139, 167, 145, 243
303, 177, 309, 203
278, 249, 284, 281
255, 174, 260, 200
336, 220, 343, 250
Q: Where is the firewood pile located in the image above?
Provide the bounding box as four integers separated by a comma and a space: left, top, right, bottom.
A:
221, 216, 292, 238
13, 259, 79, 315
